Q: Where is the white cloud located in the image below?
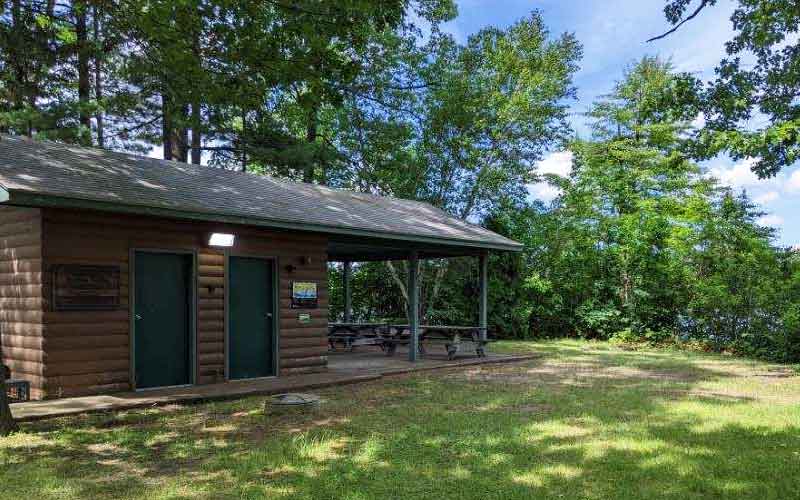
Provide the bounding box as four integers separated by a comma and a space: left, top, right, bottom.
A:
703, 157, 800, 213
529, 183, 561, 203
787, 170, 800, 192
707, 158, 800, 220
708, 157, 765, 190
690, 113, 706, 130
754, 191, 779, 204
527, 151, 573, 203
536, 151, 573, 177
758, 214, 784, 227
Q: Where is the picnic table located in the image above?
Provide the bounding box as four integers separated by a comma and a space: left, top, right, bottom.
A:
383, 324, 492, 360
327, 322, 387, 351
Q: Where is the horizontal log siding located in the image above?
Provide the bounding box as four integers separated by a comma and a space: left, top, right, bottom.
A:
0, 207, 45, 399
40, 208, 329, 398
197, 251, 225, 385
42, 209, 141, 397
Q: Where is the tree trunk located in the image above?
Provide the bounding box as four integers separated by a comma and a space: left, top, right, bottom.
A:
10, 0, 31, 137
241, 108, 248, 171
386, 261, 409, 320
424, 260, 449, 321
174, 106, 189, 162
190, 25, 202, 165
93, 5, 104, 148
303, 104, 318, 183
0, 377, 16, 436
162, 93, 173, 160
190, 102, 201, 164
75, 1, 92, 140
386, 259, 427, 322
167, 104, 189, 162
0, 342, 17, 435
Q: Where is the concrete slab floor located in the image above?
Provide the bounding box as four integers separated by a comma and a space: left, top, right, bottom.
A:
10, 348, 538, 422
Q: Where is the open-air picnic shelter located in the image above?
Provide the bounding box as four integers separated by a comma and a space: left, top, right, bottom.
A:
0, 135, 522, 402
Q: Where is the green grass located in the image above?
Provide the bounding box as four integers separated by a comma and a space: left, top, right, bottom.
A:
2, 339, 799, 499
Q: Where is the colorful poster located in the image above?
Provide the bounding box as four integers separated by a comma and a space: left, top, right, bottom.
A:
291, 281, 318, 308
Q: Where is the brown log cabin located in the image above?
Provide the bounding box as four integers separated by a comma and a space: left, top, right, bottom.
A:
0, 136, 521, 400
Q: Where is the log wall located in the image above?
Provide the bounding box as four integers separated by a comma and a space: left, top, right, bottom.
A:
34, 207, 328, 399
0, 206, 45, 400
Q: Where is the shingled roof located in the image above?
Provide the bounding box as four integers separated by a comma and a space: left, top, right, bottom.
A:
0, 136, 521, 252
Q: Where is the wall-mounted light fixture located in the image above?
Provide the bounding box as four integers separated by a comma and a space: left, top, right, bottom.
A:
208, 232, 235, 248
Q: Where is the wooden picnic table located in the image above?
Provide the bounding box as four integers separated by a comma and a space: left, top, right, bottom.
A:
327, 322, 387, 351
382, 324, 492, 359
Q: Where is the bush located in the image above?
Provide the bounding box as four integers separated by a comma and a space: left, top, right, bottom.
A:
610, 327, 673, 345
575, 303, 625, 339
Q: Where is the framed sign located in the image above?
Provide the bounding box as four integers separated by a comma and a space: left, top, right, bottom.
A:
291, 281, 318, 309
52, 264, 120, 311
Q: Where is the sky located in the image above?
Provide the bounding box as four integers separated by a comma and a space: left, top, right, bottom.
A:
438, 0, 800, 247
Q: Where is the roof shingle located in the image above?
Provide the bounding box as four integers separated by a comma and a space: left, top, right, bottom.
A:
0, 136, 521, 251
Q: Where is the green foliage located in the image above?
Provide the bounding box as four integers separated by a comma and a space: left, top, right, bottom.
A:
657, 0, 800, 177
328, 262, 407, 322
492, 57, 800, 363
3, 2, 798, 364
333, 56, 800, 364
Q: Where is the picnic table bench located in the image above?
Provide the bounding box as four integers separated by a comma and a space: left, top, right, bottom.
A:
383, 324, 493, 360
327, 322, 387, 351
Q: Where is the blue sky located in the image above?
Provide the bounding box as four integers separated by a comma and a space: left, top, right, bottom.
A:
439, 0, 800, 247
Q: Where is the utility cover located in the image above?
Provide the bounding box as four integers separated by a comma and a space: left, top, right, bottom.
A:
269, 393, 321, 407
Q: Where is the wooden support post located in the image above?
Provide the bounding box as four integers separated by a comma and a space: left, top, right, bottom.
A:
408, 252, 419, 362
343, 261, 352, 323
479, 252, 488, 342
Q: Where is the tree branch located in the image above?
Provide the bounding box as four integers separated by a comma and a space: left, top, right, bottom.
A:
646, 0, 710, 43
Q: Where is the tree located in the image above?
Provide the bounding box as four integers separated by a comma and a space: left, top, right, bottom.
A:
545, 58, 707, 337
0, 0, 452, 167
384, 13, 581, 315
0, 381, 15, 436
480, 56, 800, 361
0, 0, 60, 138
651, 0, 800, 177
322, 12, 581, 322
682, 189, 784, 351
0, 351, 16, 435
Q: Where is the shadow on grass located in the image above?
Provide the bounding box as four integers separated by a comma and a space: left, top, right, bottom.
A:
1, 344, 798, 499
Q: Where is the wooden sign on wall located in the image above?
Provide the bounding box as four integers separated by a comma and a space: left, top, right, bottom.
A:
52, 265, 120, 311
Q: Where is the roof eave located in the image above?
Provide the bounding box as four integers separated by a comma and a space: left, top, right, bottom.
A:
3, 190, 524, 253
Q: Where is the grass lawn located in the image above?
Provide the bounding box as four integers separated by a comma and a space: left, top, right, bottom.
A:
1, 340, 799, 499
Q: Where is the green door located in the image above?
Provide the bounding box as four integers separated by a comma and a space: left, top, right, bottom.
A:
229, 257, 275, 379
134, 252, 192, 389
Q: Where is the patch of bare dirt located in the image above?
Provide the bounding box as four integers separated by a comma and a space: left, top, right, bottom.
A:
449, 360, 696, 386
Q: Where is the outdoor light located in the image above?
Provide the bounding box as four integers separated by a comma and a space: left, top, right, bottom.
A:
208, 232, 235, 247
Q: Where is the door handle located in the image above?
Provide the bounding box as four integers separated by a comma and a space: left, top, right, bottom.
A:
135, 314, 142, 321
265, 313, 273, 319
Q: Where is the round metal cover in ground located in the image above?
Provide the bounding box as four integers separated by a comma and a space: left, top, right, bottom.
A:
270, 392, 320, 408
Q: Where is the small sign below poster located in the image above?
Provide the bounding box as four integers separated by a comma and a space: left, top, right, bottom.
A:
52, 264, 120, 311
291, 281, 318, 309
